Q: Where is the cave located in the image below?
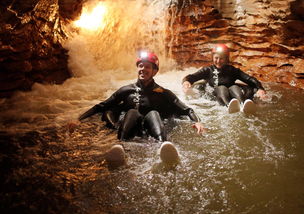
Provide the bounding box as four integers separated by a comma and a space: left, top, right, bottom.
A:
0, 0, 304, 213
1, 0, 304, 97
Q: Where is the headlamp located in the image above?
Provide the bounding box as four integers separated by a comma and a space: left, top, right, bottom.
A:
216, 46, 223, 53
140, 51, 148, 58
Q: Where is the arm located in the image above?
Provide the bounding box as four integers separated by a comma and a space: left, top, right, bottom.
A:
182, 67, 209, 85
187, 108, 206, 134
182, 67, 210, 93
78, 104, 103, 121
68, 86, 126, 133
255, 88, 267, 100
167, 90, 206, 134
236, 68, 267, 99
78, 85, 129, 121
182, 81, 192, 93
236, 68, 264, 90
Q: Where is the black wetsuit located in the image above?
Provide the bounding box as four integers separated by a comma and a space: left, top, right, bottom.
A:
182, 64, 264, 105
79, 79, 200, 141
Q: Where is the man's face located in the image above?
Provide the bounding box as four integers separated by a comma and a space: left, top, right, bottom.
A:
213, 53, 228, 69
137, 61, 157, 83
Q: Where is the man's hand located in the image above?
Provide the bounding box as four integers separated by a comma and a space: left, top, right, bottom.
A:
192, 122, 206, 135
67, 120, 81, 134
182, 81, 192, 93
256, 89, 268, 101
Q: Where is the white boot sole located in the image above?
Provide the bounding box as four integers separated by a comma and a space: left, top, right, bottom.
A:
159, 142, 179, 165
228, 98, 241, 114
243, 99, 256, 114
105, 145, 126, 169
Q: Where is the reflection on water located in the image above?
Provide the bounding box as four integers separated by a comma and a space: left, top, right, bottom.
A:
1, 0, 303, 211
88, 80, 304, 213
1, 69, 303, 212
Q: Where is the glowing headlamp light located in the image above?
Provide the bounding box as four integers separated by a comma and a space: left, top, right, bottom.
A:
216, 47, 223, 53
140, 51, 148, 58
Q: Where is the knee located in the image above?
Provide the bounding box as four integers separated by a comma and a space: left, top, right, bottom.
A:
215, 85, 228, 95
229, 85, 239, 90
144, 111, 163, 127
127, 109, 139, 114
125, 109, 141, 119
217, 85, 228, 90
146, 110, 160, 118
229, 85, 240, 91
215, 85, 228, 92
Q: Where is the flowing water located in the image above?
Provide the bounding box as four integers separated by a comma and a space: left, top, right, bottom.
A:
1, 0, 304, 213
1, 68, 304, 213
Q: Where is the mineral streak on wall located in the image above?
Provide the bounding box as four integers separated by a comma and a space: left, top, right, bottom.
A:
166, 0, 304, 89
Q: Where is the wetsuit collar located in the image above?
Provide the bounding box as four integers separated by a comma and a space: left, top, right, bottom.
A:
136, 79, 156, 90
212, 64, 229, 72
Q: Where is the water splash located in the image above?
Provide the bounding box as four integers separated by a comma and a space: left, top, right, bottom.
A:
1, 1, 304, 212
64, 0, 175, 77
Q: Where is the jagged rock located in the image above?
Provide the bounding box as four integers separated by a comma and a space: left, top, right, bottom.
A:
166, 0, 304, 89
1, 0, 304, 98
58, 0, 83, 20
290, 0, 304, 20
0, 0, 82, 98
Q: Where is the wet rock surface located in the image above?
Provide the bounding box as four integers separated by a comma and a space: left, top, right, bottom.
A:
0, 0, 82, 97
166, 0, 304, 89
1, 0, 304, 98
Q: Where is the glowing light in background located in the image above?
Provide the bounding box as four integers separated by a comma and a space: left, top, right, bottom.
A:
74, 2, 107, 31
67, 0, 173, 74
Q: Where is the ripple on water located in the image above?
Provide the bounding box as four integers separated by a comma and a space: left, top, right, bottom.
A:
1, 70, 304, 212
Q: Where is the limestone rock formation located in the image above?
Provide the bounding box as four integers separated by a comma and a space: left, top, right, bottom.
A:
0, 0, 82, 97
166, 0, 304, 89
1, 0, 304, 98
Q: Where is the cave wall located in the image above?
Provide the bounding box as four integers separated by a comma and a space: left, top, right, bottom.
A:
0, 0, 82, 97
1, 0, 304, 98
166, 0, 304, 89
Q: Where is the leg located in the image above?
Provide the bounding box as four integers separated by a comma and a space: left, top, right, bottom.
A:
229, 85, 245, 103
214, 85, 231, 106
240, 85, 257, 114
143, 110, 167, 142
102, 110, 119, 129
101, 103, 123, 128
240, 85, 255, 100
117, 109, 143, 141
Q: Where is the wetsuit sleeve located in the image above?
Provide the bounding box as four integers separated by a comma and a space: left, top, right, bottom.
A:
182, 67, 210, 85
78, 86, 126, 121
187, 108, 200, 122
78, 105, 103, 121
166, 90, 201, 122
235, 68, 265, 90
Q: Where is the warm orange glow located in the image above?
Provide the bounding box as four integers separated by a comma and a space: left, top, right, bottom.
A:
74, 2, 107, 31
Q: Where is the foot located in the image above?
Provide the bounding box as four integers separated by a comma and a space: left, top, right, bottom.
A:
105, 145, 126, 169
159, 142, 179, 165
242, 99, 256, 114
228, 98, 241, 114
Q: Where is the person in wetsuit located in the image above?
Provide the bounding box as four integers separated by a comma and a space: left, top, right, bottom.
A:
182, 44, 267, 112
70, 52, 205, 142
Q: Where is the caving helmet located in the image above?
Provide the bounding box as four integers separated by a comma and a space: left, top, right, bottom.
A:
212, 44, 230, 60
136, 51, 159, 71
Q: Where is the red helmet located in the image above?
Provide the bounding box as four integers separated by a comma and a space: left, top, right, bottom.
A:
212, 44, 230, 58
136, 52, 159, 70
